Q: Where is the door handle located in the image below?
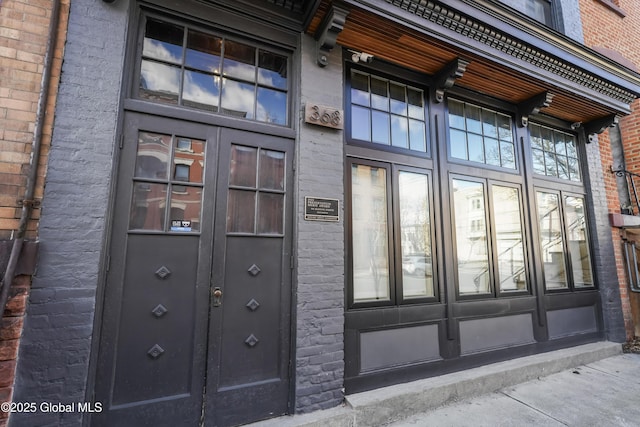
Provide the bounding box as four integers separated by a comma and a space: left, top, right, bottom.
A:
212, 287, 223, 307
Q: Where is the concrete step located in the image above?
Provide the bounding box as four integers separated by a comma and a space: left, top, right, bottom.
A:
247, 341, 622, 427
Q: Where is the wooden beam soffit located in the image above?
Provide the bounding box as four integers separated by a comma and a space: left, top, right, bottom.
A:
433, 58, 470, 103
314, 3, 350, 67
584, 114, 619, 143
517, 92, 554, 127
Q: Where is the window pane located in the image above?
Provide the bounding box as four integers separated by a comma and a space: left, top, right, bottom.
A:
186, 30, 221, 72
482, 111, 498, 138
227, 190, 255, 233
135, 132, 170, 179
557, 155, 570, 180
409, 120, 426, 152
532, 148, 546, 174
371, 77, 388, 111
453, 179, 490, 294
565, 197, 593, 287
537, 192, 568, 289
352, 106, 371, 141
407, 87, 424, 119
258, 193, 284, 234
497, 114, 513, 141
223, 40, 255, 82
170, 186, 202, 231
352, 164, 390, 302
450, 129, 468, 160
230, 145, 257, 187
174, 137, 204, 183
391, 115, 408, 149
259, 149, 285, 191
351, 71, 370, 106
492, 186, 527, 291
183, 70, 220, 112
465, 104, 482, 134
143, 19, 183, 64
371, 111, 390, 145
484, 137, 500, 166
258, 51, 287, 90
140, 60, 180, 104
468, 133, 484, 163
568, 157, 581, 182
130, 182, 167, 231
448, 99, 466, 130
501, 141, 516, 169
221, 78, 255, 119
544, 151, 558, 177
390, 83, 407, 115
399, 172, 434, 298
257, 87, 287, 125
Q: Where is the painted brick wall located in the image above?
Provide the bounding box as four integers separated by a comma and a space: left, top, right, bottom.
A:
580, 0, 640, 339
295, 35, 346, 413
0, 1, 69, 426
9, 0, 129, 425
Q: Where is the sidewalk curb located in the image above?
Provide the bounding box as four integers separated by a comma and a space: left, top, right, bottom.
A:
247, 341, 622, 427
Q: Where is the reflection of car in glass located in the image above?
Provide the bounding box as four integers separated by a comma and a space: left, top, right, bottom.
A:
402, 255, 432, 276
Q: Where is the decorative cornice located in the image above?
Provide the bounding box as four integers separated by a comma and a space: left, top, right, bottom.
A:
383, 0, 637, 105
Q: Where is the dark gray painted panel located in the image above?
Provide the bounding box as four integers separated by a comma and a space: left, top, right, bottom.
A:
460, 313, 535, 355
360, 324, 440, 372
218, 236, 284, 388
112, 234, 199, 405
547, 306, 598, 339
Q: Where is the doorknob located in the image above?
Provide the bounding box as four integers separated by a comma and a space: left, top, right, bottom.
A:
212, 287, 223, 307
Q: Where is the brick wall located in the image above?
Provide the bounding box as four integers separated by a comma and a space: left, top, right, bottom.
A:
295, 35, 346, 413
9, 0, 128, 425
0, 1, 69, 426
580, 0, 640, 339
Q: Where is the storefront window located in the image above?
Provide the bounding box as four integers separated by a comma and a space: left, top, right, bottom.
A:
536, 191, 593, 290
351, 163, 391, 302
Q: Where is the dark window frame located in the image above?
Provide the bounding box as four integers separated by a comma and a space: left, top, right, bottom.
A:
131, 10, 293, 128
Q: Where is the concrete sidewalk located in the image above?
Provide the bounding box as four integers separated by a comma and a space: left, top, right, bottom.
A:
390, 352, 640, 426
249, 341, 637, 427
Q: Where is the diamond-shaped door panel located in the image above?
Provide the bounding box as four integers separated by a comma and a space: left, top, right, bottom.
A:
246, 299, 260, 312
247, 264, 261, 276
155, 265, 171, 280
245, 334, 259, 348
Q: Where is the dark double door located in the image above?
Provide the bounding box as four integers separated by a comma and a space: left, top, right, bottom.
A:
94, 112, 293, 426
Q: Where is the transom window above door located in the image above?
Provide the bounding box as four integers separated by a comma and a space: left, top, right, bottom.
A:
137, 17, 289, 126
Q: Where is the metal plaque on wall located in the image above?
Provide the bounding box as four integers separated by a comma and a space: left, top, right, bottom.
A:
304, 197, 340, 222
304, 103, 343, 129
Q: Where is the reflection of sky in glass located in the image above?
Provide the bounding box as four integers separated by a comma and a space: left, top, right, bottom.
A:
140, 60, 180, 101
257, 88, 286, 125
221, 79, 255, 119
391, 116, 408, 148
224, 60, 255, 82
183, 70, 219, 109
139, 18, 289, 126
186, 48, 221, 73
258, 51, 287, 89
143, 38, 182, 64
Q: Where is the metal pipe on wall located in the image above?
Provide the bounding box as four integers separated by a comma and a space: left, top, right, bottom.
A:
0, 0, 62, 317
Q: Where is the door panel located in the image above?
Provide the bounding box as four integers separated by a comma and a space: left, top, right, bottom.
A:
94, 115, 292, 427
206, 129, 293, 427
94, 113, 216, 426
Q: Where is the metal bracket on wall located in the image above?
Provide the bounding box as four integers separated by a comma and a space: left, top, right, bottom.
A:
622, 234, 640, 293
517, 91, 554, 127
315, 3, 350, 67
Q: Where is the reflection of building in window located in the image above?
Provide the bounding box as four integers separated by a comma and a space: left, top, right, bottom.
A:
174, 164, 190, 181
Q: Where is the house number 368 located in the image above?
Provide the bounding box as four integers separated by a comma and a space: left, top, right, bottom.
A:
304, 103, 344, 130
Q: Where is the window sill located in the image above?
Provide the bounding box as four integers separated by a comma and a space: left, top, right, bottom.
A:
596, 0, 626, 18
